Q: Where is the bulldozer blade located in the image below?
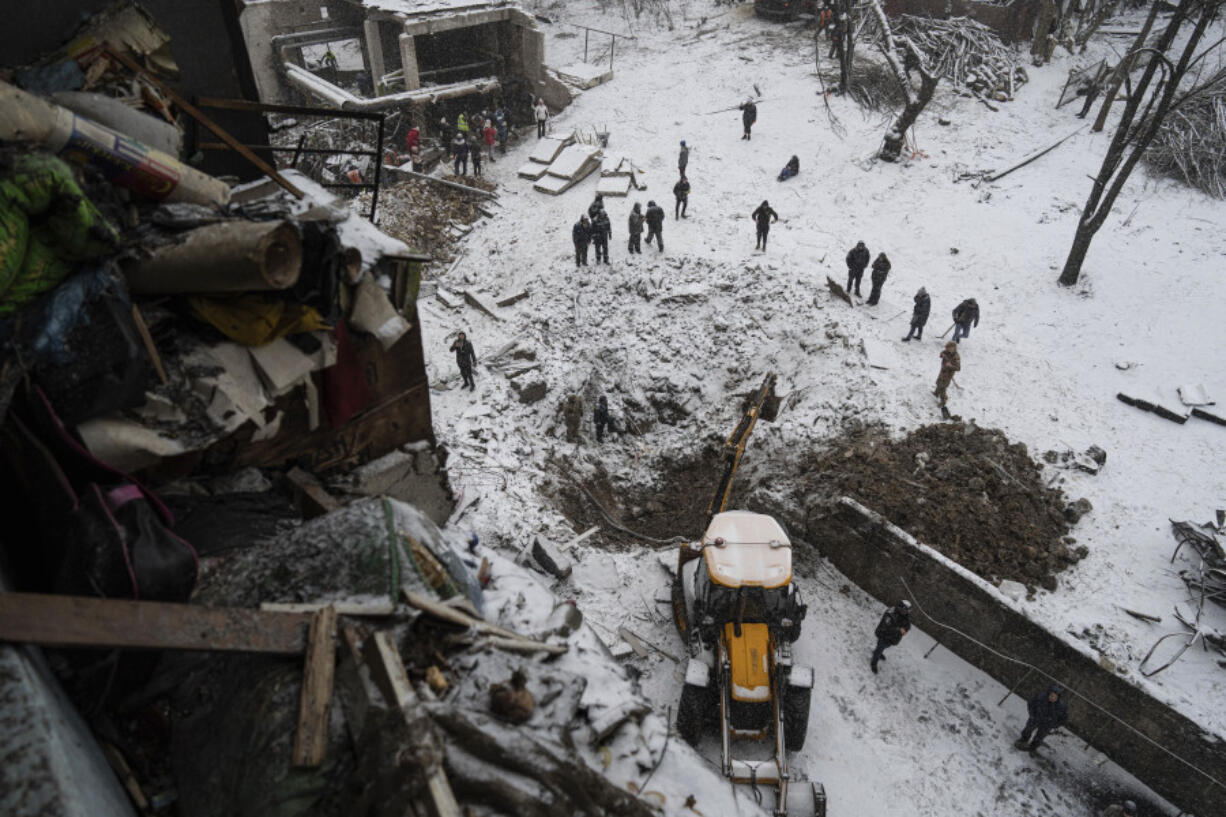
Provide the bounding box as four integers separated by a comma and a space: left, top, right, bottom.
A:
783, 779, 827, 817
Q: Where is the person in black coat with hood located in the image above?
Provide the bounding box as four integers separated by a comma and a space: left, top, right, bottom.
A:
846, 240, 869, 297
740, 98, 758, 140
627, 202, 644, 254
751, 200, 778, 250
866, 252, 891, 305
572, 216, 592, 266
871, 600, 912, 674
952, 298, 980, 343
594, 396, 616, 442
1015, 684, 1069, 753
450, 332, 477, 391
903, 287, 930, 341
644, 200, 665, 251
591, 208, 611, 264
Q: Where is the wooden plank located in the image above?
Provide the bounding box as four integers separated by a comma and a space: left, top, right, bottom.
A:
261, 600, 395, 616
292, 606, 339, 767
362, 631, 463, 817
402, 588, 567, 655
0, 592, 309, 654
285, 467, 343, 518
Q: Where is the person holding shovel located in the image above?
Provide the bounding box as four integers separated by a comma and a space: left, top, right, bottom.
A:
933, 341, 960, 407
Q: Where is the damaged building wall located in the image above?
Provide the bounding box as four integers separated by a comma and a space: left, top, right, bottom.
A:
883, 0, 1040, 44
0, 0, 272, 181
811, 497, 1226, 817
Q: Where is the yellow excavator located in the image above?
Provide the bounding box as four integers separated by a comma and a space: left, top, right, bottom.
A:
672, 374, 826, 817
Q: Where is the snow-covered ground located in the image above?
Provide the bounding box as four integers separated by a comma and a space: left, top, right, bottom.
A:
409, 2, 1225, 814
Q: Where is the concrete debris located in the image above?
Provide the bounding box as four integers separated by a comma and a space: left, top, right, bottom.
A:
531, 535, 574, 580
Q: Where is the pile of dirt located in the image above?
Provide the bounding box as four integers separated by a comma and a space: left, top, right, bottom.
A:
798, 423, 1087, 591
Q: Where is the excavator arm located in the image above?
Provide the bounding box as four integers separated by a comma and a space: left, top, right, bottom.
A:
705, 373, 779, 525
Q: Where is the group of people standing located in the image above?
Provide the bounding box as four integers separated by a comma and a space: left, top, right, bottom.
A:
439, 106, 510, 177
844, 240, 981, 408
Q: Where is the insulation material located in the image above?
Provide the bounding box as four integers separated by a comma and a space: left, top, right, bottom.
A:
517, 160, 551, 180
546, 144, 602, 179
528, 137, 568, 165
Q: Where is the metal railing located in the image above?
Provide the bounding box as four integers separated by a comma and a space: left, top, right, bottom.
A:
193, 97, 386, 222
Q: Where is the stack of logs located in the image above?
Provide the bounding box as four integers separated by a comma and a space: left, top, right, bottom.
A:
892, 15, 1029, 104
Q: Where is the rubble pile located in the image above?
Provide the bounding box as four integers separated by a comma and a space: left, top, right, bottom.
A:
797, 422, 1085, 591
353, 177, 495, 269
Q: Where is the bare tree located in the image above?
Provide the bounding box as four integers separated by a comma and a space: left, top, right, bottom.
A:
1091, 1, 1163, 132
1058, 0, 1225, 287
868, 0, 941, 162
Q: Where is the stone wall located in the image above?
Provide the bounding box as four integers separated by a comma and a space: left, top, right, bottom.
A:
811, 497, 1226, 817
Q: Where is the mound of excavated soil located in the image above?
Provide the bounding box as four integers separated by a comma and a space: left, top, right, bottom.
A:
798, 423, 1087, 591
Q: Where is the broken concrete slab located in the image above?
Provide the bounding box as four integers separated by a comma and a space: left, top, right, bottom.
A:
528, 137, 568, 165
516, 160, 551, 180
436, 288, 463, 309
531, 535, 573, 580
512, 380, 548, 404
462, 290, 504, 321
495, 290, 530, 308
596, 174, 631, 197
588, 699, 649, 744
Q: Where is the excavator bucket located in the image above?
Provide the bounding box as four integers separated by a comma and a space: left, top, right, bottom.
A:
760, 385, 781, 422
784, 779, 827, 817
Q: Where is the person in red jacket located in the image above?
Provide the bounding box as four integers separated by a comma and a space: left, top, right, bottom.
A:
404, 126, 420, 153
482, 119, 497, 162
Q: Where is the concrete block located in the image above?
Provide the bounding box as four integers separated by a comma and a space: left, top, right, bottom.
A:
531, 535, 573, 579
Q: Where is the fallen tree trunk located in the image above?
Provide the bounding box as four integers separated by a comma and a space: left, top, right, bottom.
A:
426, 703, 657, 817
125, 220, 303, 293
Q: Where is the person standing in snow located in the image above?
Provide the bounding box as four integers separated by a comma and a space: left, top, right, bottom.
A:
866, 252, 891, 305
673, 174, 691, 219
495, 107, 509, 154
628, 202, 644, 254
482, 119, 497, 161
644, 200, 665, 251
591, 207, 611, 264
535, 98, 548, 139
871, 600, 912, 674
440, 116, 454, 158
933, 341, 960, 407
678, 140, 689, 175
594, 396, 617, 442
751, 200, 778, 250
951, 298, 979, 343
740, 98, 758, 140
450, 332, 477, 391
573, 215, 592, 267
405, 125, 420, 155
1015, 684, 1069, 754
452, 133, 469, 175
902, 287, 930, 341
470, 136, 483, 176
1099, 800, 1138, 817
457, 112, 470, 139
845, 240, 869, 297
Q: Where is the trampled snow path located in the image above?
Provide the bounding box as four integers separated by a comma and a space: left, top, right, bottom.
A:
409, 2, 1225, 813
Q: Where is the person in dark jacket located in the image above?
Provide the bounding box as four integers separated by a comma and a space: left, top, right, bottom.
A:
588, 194, 605, 222
440, 116, 454, 158
452, 133, 469, 175
751, 200, 778, 250
845, 240, 869, 297
778, 155, 800, 181
591, 208, 611, 264
450, 332, 477, 391
644, 201, 665, 251
903, 287, 930, 341
952, 298, 979, 343
573, 216, 592, 266
1015, 684, 1069, 753
673, 174, 691, 219
740, 99, 757, 140
871, 600, 912, 674
627, 202, 644, 254
594, 396, 616, 442
678, 140, 689, 174
470, 136, 483, 176
866, 252, 891, 305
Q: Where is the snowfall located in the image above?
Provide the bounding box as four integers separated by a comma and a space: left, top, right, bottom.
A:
390, 2, 1226, 815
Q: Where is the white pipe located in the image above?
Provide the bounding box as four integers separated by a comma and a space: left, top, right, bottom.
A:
282, 63, 500, 112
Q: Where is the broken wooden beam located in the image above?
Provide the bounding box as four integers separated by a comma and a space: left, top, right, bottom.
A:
495, 290, 530, 308
462, 290, 504, 321
285, 467, 343, 518
293, 606, 339, 767
402, 589, 567, 656
363, 630, 463, 817
1192, 407, 1226, 427
0, 592, 310, 654
393, 168, 498, 199
985, 126, 1085, 182
261, 600, 396, 616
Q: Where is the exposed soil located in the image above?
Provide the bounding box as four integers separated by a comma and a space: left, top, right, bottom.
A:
795, 422, 1086, 591
553, 422, 1086, 592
